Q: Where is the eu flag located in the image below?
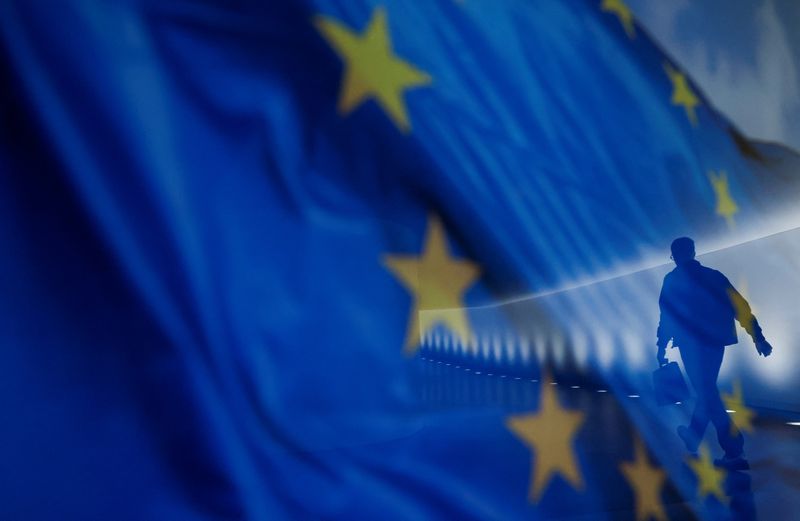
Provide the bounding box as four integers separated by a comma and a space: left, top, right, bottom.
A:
2, 0, 799, 519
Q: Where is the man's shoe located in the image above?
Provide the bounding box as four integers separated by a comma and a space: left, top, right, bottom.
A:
714, 453, 750, 471
677, 426, 699, 454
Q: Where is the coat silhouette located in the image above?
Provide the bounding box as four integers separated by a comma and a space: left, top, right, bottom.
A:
656, 237, 772, 463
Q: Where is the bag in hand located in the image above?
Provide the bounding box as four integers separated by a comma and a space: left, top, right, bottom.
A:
652, 362, 690, 406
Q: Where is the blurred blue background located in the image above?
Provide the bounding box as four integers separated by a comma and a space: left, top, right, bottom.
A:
2, 1, 799, 520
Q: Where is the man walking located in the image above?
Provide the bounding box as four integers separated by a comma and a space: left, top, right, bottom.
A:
656, 237, 772, 467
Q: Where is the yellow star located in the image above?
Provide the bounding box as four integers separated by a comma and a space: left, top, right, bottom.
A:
506, 376, 585, 502
735, 278, 758, 316
688, 444, 726, 502
664, 63, 700, 125
722, 380, 755, 433
620, 437, 667, 521
727, 285, 754, 335
601, 0, 635, 38
314, 7, 432, 132
708, 170, 738, 228
383, 215, 480, 355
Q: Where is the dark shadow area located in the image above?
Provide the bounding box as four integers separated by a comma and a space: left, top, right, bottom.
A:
656, 237, 772, 469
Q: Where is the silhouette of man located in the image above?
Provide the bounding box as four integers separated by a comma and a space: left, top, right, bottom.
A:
656, 237, 772, 467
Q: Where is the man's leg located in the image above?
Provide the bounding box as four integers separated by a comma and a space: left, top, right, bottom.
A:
679, 345, 710, 443
702, 346, 745, 457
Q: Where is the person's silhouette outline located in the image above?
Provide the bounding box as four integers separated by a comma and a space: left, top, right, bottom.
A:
656, 237, 772, 467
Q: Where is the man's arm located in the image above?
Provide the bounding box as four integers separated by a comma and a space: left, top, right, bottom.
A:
656, 277, 672, 366
726, 281, 772, 357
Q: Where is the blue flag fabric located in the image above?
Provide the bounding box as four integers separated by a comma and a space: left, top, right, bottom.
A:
2, 0, 799, 519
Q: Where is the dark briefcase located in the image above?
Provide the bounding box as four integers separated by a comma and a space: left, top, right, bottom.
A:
652, 362, 690, 406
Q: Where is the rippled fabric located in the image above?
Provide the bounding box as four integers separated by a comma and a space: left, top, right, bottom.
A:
1, 1, 798, 519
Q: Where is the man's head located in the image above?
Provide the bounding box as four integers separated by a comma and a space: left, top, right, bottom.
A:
670, 237, 695, 265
